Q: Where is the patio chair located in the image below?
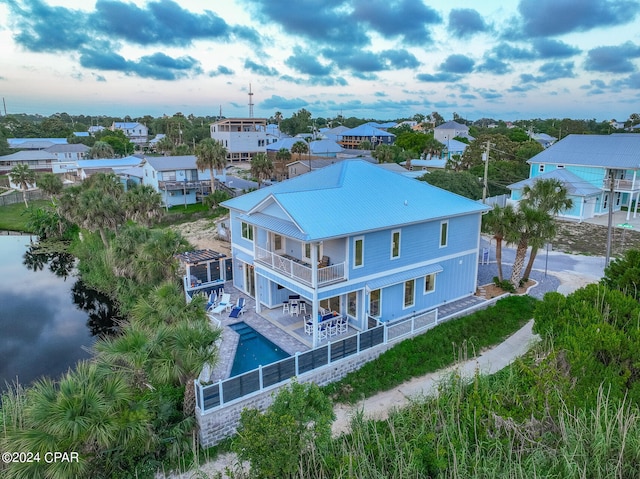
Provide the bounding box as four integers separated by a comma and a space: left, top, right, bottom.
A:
318, 322, 328, 341
304, 314, 313, 335
229, 297, 246, 318
282, 300, 290, 314
327, 318, 339, 337
318, 256, 330, 268
337, 315, 348, 333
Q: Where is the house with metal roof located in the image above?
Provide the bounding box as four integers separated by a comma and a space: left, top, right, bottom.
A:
76, 156, 143, 180
339, 124, 395, 149
210, 118, 268, 162
140, 155, 215, 207
434, 121, 474, 144
508, 134, 640, 221
222, 160, 488, 347
0, 150, 58, 174
111, 122, 149, 146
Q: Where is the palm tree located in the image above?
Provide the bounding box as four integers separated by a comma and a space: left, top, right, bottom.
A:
75, 188, 124, 247
155, 136, 175, 155
37, 172, 63, 200
373, 144, 394, 163
250, 152, 274, 188
134, 229, 189, 284
274, 111, 283, 133
481, 204, 518, 282
88, 140, 115, 159
9, 164, 36, 207
122, 184, 163, 227
275, 147, 291, 180
519, 178, 573, 279
509, 205, 549, 288
291, 140, 308, 162
195, 138, 227, 194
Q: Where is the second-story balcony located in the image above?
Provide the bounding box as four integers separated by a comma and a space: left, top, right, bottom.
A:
603, 178, 640, 192
159, 179, 210, 190
255, 246, 346, 287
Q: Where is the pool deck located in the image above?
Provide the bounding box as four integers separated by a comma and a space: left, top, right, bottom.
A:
205, 283, 490, 383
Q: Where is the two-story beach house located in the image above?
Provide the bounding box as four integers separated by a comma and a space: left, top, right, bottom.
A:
210, 118, 268, 162
222, 160, 488, 347
140, 156, 215, 207
508, 134, 640, 222
111, 122, 149, 146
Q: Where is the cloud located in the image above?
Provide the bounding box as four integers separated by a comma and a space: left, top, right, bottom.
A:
285, 47, 332, 76
520, 61, 575, 83
477, 89, 503, 100
209, 65, 235, 77
322, 48, 419, 73
260, 95, 309, 110
351, 0, 442, 45
517, 0, 640, 37
79, 49, 201, 80
476, 58, 511, 75
9, 0, 90, 52
613, 72, 640, 89
532, 39, 580, 59
246, 0, 370, 48
416, 72, 461, 83
448, 9, 488, 38
244, 60, 279, 76
508, 84, 537, 93
585, 42, 640, 73
93, 0, 260, 47
440, 54, 475, 74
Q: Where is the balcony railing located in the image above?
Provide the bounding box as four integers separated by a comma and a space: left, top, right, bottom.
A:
159, 180, 210, 190
603, 178, 640, 191
255, 246, 345, 286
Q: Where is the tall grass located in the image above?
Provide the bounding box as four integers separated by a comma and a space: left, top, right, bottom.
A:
300, 364, 640, 478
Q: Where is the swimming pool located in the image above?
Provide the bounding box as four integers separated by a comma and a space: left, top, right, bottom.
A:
229, 322, 290, 376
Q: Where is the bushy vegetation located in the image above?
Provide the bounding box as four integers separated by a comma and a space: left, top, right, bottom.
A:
325, 295, 537, 403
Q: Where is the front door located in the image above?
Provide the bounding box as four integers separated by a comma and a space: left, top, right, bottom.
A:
244, 264, 255, 297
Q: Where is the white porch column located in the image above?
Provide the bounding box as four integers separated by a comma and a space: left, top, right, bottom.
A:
311, 242, 319, 348
635, 191, 639, 219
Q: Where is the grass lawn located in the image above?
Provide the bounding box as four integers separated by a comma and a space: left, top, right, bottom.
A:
0, 200, 50, 232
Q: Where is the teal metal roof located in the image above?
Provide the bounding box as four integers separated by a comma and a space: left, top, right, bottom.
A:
527, 134, 640, 169
223, 160, 488, 241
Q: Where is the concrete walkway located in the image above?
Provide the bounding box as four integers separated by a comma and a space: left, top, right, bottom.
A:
332, 319, 539, 435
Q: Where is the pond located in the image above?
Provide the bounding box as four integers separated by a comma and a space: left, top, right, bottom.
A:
0, 234, 119, 391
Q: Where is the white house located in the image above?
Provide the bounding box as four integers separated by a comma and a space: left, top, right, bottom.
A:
434, 121, 474, 144
210, 118, 268, 162
111, 122, 149, 146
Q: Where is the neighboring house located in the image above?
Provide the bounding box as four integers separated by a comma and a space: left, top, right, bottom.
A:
88, 125, 105, 135
111, 122, 149, 146
266, 137, 304, 153
76, 156, 143, 180
434, 121, 473, 144
339, 124, 395, 149
141, 155, 215, 207
119, 166, 145, 189
610, 120, 626, 130
222, 160, 488, 347
529, 132, 557, 149
400, 158, 447, 170
0, 150, 57, 174
44, 143, 90, 173
440, 138, 469, 159
72, 131, 90, 138
210, 117, 268, 162
309, 139, 343, 157
319, 125, 349, 142
7, 138, 67, 149
508, 134, 640, 221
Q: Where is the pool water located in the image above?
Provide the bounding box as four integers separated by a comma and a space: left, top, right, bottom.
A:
229, 322, 290, 376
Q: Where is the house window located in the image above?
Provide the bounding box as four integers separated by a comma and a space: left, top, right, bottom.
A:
440, 221, 448, 248
424, 273, 436, 294
347, 291, 357, 317
404, 279, 415, 308
538, 164, 545, 173
391, 230, 400, 259
302, 243, 322, 262
274, 234, 283, 252
354, 237, 364, 268
241, 222, 253, 241
369, 289, 381, 318
320, 296, 340, 313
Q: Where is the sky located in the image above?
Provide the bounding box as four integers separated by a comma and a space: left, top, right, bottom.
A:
1, 0, 640, 122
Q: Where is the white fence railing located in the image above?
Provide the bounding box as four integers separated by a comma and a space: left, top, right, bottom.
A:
255, 246, 345, 286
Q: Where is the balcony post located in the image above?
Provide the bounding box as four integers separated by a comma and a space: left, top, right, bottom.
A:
311, 242, 319, 348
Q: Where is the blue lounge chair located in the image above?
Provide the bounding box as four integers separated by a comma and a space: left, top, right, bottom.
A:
229, 297, 246, 318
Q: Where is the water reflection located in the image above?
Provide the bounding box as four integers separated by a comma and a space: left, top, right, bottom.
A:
0, 236, 120, 390
23, 245, 75, 279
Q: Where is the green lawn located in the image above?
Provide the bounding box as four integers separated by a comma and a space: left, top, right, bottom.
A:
0, 200, 49, 232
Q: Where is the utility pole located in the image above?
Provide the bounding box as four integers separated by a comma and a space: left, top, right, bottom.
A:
482, 139, 491, 203
605, 169, 615, 266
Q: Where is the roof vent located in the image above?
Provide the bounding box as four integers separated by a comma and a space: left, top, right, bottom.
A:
404, 200, 408, 206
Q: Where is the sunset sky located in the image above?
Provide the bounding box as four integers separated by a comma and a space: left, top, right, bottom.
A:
1, 0, 640, 122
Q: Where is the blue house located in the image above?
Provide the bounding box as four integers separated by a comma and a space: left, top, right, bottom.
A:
222, 160, 488, 347
508, 134, 640, 221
